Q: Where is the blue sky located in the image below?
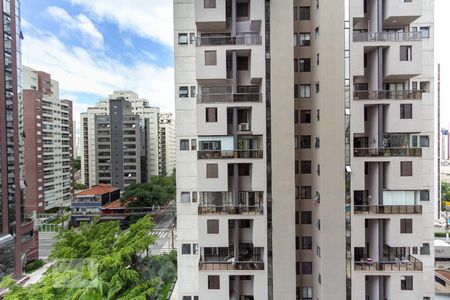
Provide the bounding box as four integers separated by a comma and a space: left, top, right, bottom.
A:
21, 0, 174, 134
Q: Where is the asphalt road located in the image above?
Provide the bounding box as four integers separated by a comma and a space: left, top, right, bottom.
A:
39, 232, 58, 259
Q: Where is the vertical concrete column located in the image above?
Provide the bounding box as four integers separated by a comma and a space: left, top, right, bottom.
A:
368, 220, 379, 261
234, 275, 241, 300
234, 220, 239, 260
368, 276, 380, 300
231, 0, 237, 36
232, 51, 238, 93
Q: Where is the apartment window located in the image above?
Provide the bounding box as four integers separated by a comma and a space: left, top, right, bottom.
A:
315, 26, 319, 39
295, 109, 299, 123
301, 211, 312, 224
190, 86, 196, 97
182, 244, 191, 254
190, 33, 196, 44
420, 190, 430, 201
412, 81, 418, 91
302, 287, 313, 300
208, 275, 220, 289
301, 237, 312, 249
178, 33, 188, 44
205, 50, 217, 65
316, 53, 319, 66
238, 164, 250, 176
420, 26, 430, 38
299, 84, 311, 98
192, 192, 198, 203
293, 7, 299, 21
296, 262, 300, 275
296, 236, 300, 249
204, 0, 216, 8
295, 212, 299, 224
207, 220, 219, 234
299, 58, 311, 72
295, 160, 299, 174
315, 81, 320, 93
316, 246, 321, 257
400, 46, 412, 61
180, 139, 190, 150
181, 192, 191, 203
182, 297, 192, 300
294, 59, 298, 72
191, 139, 197, 150
420, 136, 429, 147
293, 33, 298, 47
412, 247, 418, 254
237, 56, 249, 70
400, 219, 413, 233
179, 86, 189, 98
400, 104, 412, 119
420, 243, 430, 255
237, 2, 249, 17
193, 243, 199, 254
317, 109, 320, 121
300, 186, 312, 199
206, 107, 218, 122
315, 137, 320, 149
299, 33, 311, 46
301, 161, 312, 174
300, 135, 311, 149
420, 81, 430, 92
300, 110, 311, 123
206, 164, 219, 178
299, 7, 310, 20
401, 161, 413, 176
302, 262, 313, 274
401, 276, 413, 290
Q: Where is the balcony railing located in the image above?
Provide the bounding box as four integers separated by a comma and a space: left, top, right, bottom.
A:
197, 93, 262, 103
196, 35, 262, 46
199, 246, 264, 271
353, 90, 422, 100
198, 150, 263, 159
199, 261, 264, 271
353, 148, 422, 157
354, 255, 423, 272
198, 205, 263, 215
354, 205, 422, 214
353, 31, 422, 42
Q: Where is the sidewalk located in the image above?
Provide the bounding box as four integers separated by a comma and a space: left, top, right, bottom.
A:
24, 262, 53, 286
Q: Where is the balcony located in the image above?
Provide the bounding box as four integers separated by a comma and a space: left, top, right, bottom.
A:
198, 150, 263, 159
353, 90, 422, 100
197, 92, 262, 103
196, 34, 262, 46
383, 0, 422, 26
353, 147, 422, 157
198, 191, 263, 215
354, 205, 422, 215
353, 31, 421, 43
354, 255, 422, 272
199, 245, 264, 271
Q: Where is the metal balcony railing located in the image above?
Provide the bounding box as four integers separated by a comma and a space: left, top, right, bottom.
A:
353, 147, 422, 157
353, 90, 422, 100
196, 34, 262, 46
354, 205, 422, 214
198, 205, 263, 215
197, 93, 262, 103
353, 31, 422, 42
197, 150, 263, 159
199, 247, 264, 271
354, 255, 423, 271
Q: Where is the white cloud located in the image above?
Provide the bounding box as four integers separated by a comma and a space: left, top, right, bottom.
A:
47, 6, 104, 49
69, 0, 173, 47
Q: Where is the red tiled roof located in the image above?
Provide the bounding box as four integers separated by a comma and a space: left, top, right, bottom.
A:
102, 199, 125, 209
436, 270, 450, 281
76, 184, 119, 196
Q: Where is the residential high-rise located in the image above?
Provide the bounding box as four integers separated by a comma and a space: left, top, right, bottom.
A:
0, 0, 37, 278
81, 91, 159, 188
23, 66, 74, 213
174, 1, 435, 299
159, 112, 176, 176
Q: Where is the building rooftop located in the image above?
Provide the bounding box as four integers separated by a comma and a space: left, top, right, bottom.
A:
76, 184, 119, 196
102, 199, 124, 209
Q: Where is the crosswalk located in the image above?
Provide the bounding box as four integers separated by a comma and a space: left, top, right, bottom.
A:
149, 230, 169, 239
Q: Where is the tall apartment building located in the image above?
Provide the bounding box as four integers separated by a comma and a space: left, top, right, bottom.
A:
0, 0, 37, 278
159, 112, 176, 176
175, 1, 435, 299
81, 91, 159, 188
23, 66, 74, 213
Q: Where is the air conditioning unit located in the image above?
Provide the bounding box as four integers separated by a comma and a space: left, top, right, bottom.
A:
239, 123, 250, 131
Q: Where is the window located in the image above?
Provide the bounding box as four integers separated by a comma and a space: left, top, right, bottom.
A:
179, 86, 189, 98
300, 110, 311, 123
192, 192, 198, 203
208, 275, 220, 289
204, 0, 216, 8
302, 262, 313, 274
207, 220, 219, 234
299, 7, 310, 20
296, 186, 300, 199
178, 33, 188, 44
237, 2, 249, 17
296, 212, 299, 224
315, 81, 320, 93
420, 136, 429, 147
200, 140, 221, 150
181, 192, 190, 203
301, 161, 312, 174
316, 245, 321, 257
299, 84, 311, 98
420, 243, 430, 255
206, 107, 218, 122
295, 135, 300, 149
401, 276, 413, 290
315, 26, 319, 39
299, 58, 311, 72
293, 33, 298, 47
300, 135, 311, 149
206, 164, 218, 178
294, 59, 298, 72
315, 137, 320, 149
316, 53, 319, 66
302, 287, 313, 300
296, 262, 300, 275
420, 26, 430, 38
400, 161, 413, 176
238, 164, 250, 176
301, 237, 312, 249
191, 139, 197, 150
420, 190, 429, 201
182, 244, 191, 254
400, 46, 412, 61
294, 109, 299, 123
295, 161, 299, 174
193, 243, 199, 254
400, 104, 412, 119
296, 236, 300, 249
317, 109, 320, 121
237, 56, 249, 70
299, 33, 311, 46
400, 219, 413, 233
180, 139, 190, 150
420, 81, 430, 92
190, 86, 196, 97
301, 211, 312, 224
300, 186, 312, 199
205, 50, 217, 65
182, 297, 192, 300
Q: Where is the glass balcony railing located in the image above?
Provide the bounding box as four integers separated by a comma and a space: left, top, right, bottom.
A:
353, 147, 422, 157
198, 191, 263, 215
199, 245, 264, 271
353, 31, 422, 42
197, 93, 262, 103
354, 205, 422, 214
197, 150, 263, 159
354, 255, 422, 271
196, 34, 262, 46
353, 90, 422, 100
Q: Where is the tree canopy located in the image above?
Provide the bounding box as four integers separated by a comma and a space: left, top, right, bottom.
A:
122, 176, 176, 207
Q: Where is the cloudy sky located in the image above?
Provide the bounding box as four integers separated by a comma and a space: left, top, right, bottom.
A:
21, 1, 449, 133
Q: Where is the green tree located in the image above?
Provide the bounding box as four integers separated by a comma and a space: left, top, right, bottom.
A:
122, 176, 175, 207
442, 182, 450, 202
74, 158, 81, 171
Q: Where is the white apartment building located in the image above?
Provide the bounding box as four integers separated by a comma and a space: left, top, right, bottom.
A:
159, 112, 176, 176
175, 0, 436, 299
81, 91, 160, 188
